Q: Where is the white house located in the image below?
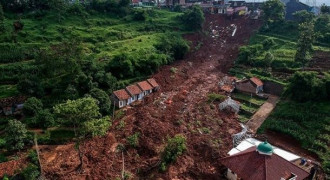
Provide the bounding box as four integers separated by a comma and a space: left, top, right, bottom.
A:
137, 81, 153, 98
111, 89, 132, 108
126, 84, 143, 102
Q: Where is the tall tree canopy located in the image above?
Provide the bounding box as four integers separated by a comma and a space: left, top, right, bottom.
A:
181, 5, 205, 30
262, 0, 285, 24
286, 71, 328, 102
295, 22, 314, 64
6, 120, 28, 151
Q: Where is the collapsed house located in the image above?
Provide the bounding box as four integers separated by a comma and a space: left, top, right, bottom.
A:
222, 139, 311, 180
111, 78, 160, 108
219, 97, 240, 113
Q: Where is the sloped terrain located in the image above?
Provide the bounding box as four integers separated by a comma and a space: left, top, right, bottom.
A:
39, 14, 262, 179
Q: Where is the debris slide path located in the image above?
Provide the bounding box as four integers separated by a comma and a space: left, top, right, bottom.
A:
37, 15, 263, 179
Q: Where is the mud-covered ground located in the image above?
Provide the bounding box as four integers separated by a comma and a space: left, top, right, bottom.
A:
39, 14, 263, 179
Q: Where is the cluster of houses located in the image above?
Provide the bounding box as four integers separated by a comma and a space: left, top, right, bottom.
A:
218, 76, 264, 113
132, 0, 323, 20
111, 78, 160, 108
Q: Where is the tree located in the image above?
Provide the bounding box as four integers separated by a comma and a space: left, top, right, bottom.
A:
155, 33, 190, 60
82, 116, 111, 137
181, 5, 205, 30
5, 120, 28, 151
286, 71, 327, 102
33, 109, 55, 129
23, 97, 43, 117
295, 22, 314, 64
89, 88, 111, 115
53, 97, 100, 136
0, 3, 4, 32
17, 74, 44, 97
262, 0, 285, 24
160, 135, 186, 171
321, 4, 330, 14
293, 10, 315, 23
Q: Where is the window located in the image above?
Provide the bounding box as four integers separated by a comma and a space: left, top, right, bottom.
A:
119, 101, 123, 107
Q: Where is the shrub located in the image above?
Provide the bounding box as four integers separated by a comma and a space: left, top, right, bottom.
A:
264, 51, 274, 67
127, 133, 139, 147
262, 38, 276, 50
133, 9, 148, 21
23, 97, 43, 117
160, 135, 186, 171
27, 150, 39, 165
180, 5, 205, 30
207, 93, 226, 103
21, 163, 40, 180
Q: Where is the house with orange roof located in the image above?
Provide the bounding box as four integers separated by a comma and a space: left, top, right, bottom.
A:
126, 84, 143, 102
235, 77, 264, 94
137, 81, 153, 99
147, 78, 160, 92
111, 89, 132, 108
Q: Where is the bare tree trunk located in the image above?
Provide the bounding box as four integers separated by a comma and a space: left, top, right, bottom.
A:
121, 151, 125, 180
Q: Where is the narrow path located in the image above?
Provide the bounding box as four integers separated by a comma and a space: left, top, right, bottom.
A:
246, 95, 280, 133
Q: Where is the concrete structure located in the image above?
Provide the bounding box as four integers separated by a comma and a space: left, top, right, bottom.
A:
219, 97, 240, 113
235, 77, 263, 94
222, 139, 310, 180
112, 89, 132, 108
137, 81, 153, 98
111, 78, 160, 108
126, 84, 143, 102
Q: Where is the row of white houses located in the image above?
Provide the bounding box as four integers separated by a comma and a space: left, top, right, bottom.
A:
111, 78, 160, 108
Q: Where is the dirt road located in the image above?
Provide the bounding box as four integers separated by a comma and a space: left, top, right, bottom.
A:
39, 15, 262, 179
246, 95, 279, 133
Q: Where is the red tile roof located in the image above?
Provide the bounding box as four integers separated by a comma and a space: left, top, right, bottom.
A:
137, 81, 153, 91
113, 89, 131, 100
126, 85, 142, 95
250, 77, 263, 86
147, 78, 159, 88
221, 147, 309, 180
220, 85, 234, 93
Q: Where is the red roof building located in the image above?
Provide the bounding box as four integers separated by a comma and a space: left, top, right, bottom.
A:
221, 146, 310, 180
250, 77, 263, 87
147, 78, 159, 89
113, 89, 131, 100
126, 85, 142, 96
137, 81, 153, 91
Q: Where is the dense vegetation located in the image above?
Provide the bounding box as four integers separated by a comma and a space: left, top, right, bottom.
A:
0, 1, 204, 178
230, 0, 330, 174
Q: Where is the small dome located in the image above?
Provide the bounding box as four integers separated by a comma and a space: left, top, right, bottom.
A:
257, 141, 273, 155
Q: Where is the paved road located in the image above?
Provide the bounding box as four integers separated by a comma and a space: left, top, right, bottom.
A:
247, 95, 280, 133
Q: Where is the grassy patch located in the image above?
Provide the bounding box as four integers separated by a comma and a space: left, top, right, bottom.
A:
232, 92, 266, 106
0, 85, 19, 98
258, 100, 330, 173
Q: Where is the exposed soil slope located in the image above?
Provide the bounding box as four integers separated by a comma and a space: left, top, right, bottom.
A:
39, 14, 262, 179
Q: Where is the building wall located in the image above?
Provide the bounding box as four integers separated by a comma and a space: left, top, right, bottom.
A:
285, 0, 311, 20
235, 81, 257, 94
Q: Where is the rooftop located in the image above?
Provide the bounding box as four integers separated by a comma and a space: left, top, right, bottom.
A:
137, 81, 153, 91
126, 84, 142, 95
147, 78, 159, 88
113, 89, 131, 100
250, 77, 263, 86
222, 146, 310, 180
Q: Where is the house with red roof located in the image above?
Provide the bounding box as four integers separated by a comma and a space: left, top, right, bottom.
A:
111, 89, 132, 108
126, 84, 143, 102
221, 141, 310, 180
137, 81, 153, 99
111, 78, 160, 108
147, 78, 160, 92
235, 77, 264, 94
